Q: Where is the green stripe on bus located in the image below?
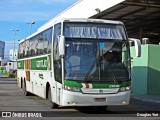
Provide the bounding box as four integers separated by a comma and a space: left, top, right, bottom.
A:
32, 57, 48, 70
17, 55, 51, 70
64, 80, 131, 88
64, 80, 83, 88
17, 60, 24, 69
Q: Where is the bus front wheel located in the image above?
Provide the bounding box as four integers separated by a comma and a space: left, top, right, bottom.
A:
47, 86, 58, 109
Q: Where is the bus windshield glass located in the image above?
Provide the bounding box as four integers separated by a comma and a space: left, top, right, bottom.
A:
64, 22, 129, 82
65, 40, 130, 82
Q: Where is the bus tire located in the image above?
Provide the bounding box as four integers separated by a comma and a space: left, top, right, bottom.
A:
23, 80, 30, 96
20, 79, 23, 88
48, 86, 58, 109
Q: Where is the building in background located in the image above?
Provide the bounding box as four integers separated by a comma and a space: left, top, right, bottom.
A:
0, 40, 5, 59
9, 49, 18, 62
0, 57, 2, 66
4, 49, 18, 71
5, 62, 17, 72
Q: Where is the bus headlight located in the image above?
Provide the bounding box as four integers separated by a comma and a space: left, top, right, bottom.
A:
64, 86, 81, 92
119, 86, 131, 92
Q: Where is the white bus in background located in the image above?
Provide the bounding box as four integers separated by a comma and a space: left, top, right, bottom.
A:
17, 18, 141, 109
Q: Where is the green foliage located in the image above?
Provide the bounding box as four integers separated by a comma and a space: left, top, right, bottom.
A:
4, 72, 17, 78
4, 72, 9, 77
9, 74, 15, 78
14, 74, 17, 78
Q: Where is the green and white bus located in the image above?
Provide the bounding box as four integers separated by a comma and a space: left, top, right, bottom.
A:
17, 18, 141, 108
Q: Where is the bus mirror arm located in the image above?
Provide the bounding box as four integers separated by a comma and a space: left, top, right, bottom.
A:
59, 35, 65, 57
129, 38, 141, 57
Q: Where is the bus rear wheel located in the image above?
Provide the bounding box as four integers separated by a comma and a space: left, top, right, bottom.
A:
48, 86, 58, 109
23, 80, 30, 96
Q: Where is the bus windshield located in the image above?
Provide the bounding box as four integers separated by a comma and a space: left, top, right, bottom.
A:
64, 39, 130, 82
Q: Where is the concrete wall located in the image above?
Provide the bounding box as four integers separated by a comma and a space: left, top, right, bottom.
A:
148, 45, 160, 95
131, 44, 160, 95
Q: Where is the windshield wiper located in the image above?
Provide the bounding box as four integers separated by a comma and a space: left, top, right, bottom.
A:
105, 62, 118, 83
83, 59, 96, 82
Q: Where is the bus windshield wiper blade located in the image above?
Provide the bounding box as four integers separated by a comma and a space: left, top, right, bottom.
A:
105, 62, 118, 83
83, 59, 96, 82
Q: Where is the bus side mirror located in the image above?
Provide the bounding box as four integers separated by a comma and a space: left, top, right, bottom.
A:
129, 38, 141, 57
59, 35, 65, 57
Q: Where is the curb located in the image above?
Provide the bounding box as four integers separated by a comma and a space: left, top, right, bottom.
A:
132, 97, 160, 104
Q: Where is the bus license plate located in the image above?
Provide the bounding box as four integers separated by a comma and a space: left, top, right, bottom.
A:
94, 98, 106, 102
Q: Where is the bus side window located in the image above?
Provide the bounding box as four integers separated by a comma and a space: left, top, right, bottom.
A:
18, 43, 23, 59
43, 28, 52, 54
31, 49, 35, 56
18, 28, 53, 59
47, 29, 52, 53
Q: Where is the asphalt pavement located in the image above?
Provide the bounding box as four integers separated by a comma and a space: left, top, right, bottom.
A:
1, 74, 160, 105
0, 74, 160, 119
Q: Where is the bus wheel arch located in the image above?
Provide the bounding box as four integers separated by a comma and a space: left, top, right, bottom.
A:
46, 82, 58, 108
23, 77, 30, 96
46, 82, 50, 99
20, 77, 23, 88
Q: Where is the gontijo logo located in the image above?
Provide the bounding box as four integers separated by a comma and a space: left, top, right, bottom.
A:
36, 60, 47, 68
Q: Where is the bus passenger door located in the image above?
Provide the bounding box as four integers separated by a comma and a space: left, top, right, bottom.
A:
54, 59, 62, 105
53, 23, 62, 105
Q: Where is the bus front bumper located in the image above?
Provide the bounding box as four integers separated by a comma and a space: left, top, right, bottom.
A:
61, 90, 130, 106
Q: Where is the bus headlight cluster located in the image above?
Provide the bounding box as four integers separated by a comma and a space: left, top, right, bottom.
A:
64, 86, 81, 92
119, 86, 131, 92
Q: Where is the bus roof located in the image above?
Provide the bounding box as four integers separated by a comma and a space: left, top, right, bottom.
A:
19, 18, 124, 44
39, 18, 124, 32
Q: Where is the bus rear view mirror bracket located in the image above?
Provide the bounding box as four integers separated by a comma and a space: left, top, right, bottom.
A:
59, 35, 65, 57
129, 38, 141, 58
